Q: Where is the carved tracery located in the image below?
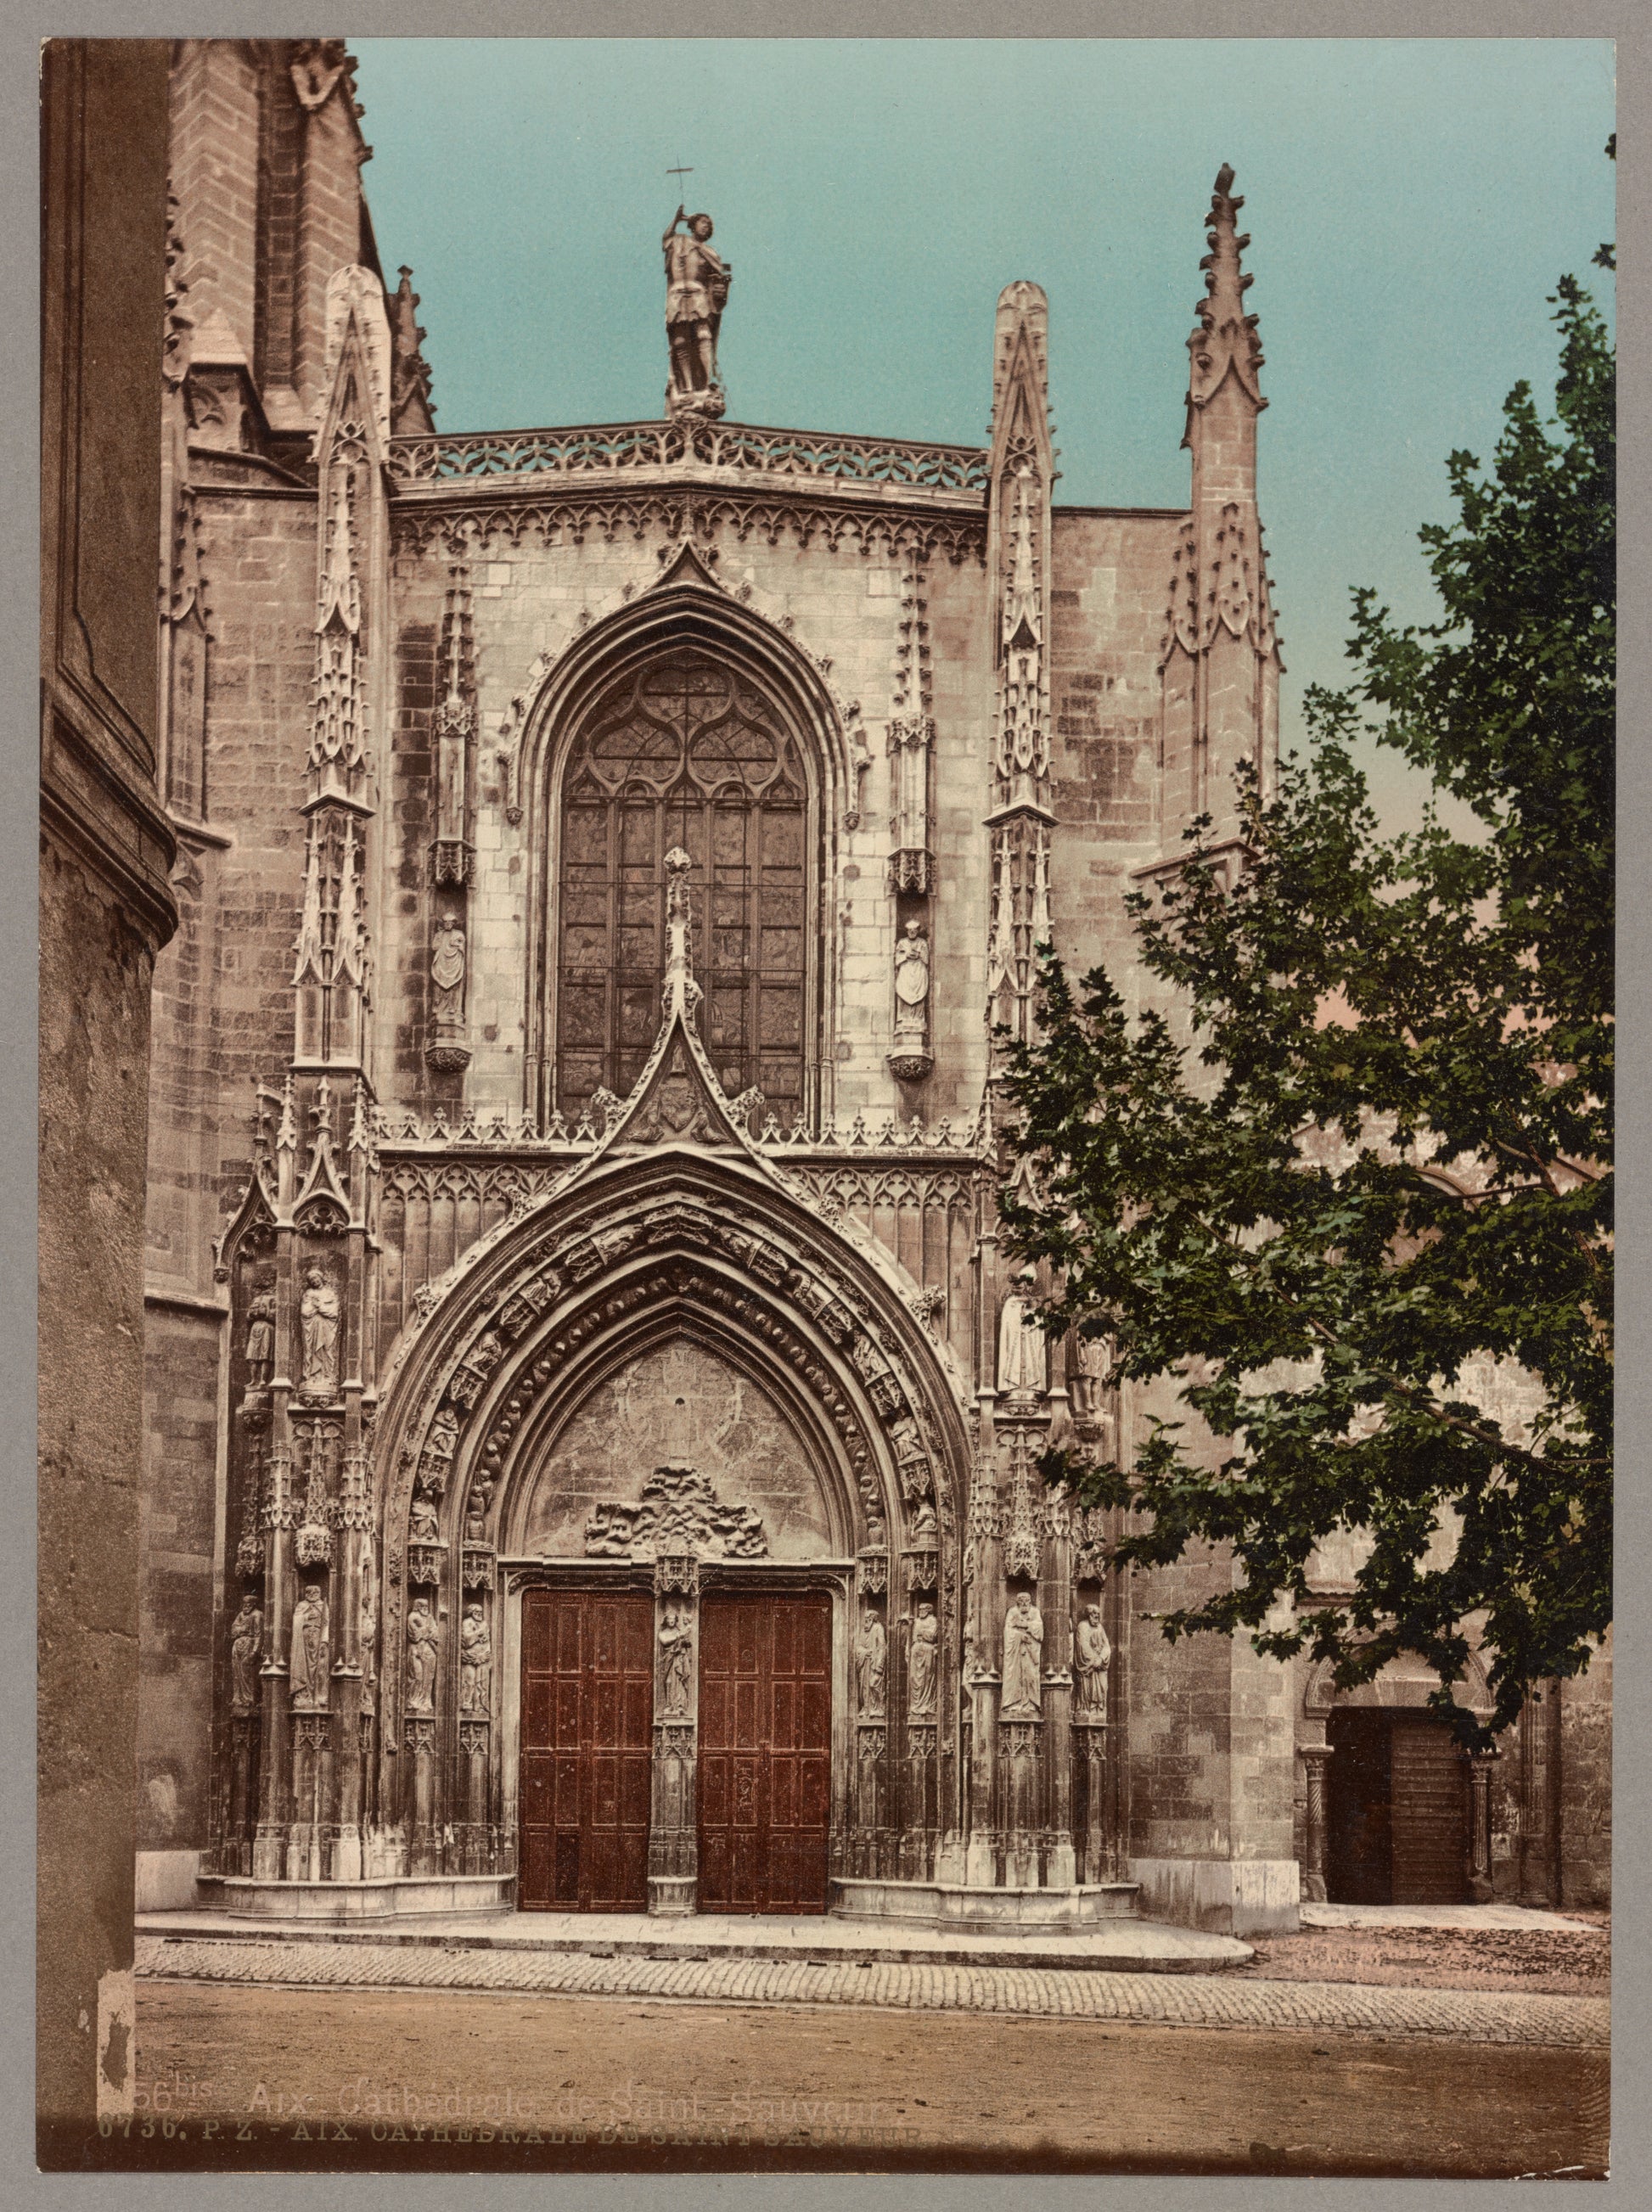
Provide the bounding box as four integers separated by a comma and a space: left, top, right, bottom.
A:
554, 648, 810, 1120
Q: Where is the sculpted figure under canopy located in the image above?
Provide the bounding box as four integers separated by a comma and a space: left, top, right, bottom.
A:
658, 1603, 694, 1716
229, 1596, 264, 1710
906, 1603, 938, 1719
854, 1608, 887, 1719
1075, 1602, 1113, 1721
458, 1603, 492, 1714
299, 1266, 340, 1396
1002, 1588, 1044, 1715
997, 1284, 1048, 1397
661, 206, 731, 418
405, 1598, 440, 1713
289, 1584, 329, 1710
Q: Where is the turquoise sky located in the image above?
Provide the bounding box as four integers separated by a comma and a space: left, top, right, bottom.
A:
355, 37, 1615, 821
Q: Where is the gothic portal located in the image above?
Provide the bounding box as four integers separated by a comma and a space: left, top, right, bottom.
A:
136, 41, 1611, 1941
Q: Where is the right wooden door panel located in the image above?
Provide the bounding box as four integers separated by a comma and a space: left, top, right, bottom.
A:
698, 1591, 830, 1916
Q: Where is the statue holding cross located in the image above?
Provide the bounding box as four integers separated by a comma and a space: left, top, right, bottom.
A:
661, 182, 731, 421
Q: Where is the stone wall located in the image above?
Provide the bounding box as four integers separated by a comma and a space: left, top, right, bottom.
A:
40, 37, 176, 2151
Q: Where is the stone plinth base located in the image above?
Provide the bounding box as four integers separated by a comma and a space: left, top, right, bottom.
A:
198, 1872, 513, 1922
647, 1874, 697, 1916
830, 1877, 1140, 1933
1128, 1855, 1300, 1937
136, 1849, 203, 1912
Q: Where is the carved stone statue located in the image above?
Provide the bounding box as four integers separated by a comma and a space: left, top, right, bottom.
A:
908, 1497, 938, 1546
1070, 1331, 1115, 1422
658, 1603, 694, 1716
409, 1493, 440, 1543
431, 917, 466, 1017
244, 1292, 275, 1389
997, 1285, 1047, 1397
464, 1490, 487, 1544
892, 918, 930, 1042
863, 1507, 887, 1552
299, 1266, 340, 1397
1002, 1588, 1044, 1716
458, 1602, 492, 1715
1075, 1601, 1112, 1721
661, 207, 731, 418
854, 1608, 887, 1719
405, 1598, 440, 1713
358, 1555, 377, 1685
229, 1596, 264, 1710
906, 1602, 938, 1719
289, 1582, 329, 1710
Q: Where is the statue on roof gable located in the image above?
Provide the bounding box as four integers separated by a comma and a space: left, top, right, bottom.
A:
662, 206, 732, 422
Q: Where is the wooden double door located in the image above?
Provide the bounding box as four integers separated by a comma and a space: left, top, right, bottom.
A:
1326, 1709, 1469, 1904
517, 1587, 831, 1916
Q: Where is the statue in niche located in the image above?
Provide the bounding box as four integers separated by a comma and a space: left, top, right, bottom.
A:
997, 1283, 1047, 1398
464, 1489, 488, 1545
244, 1291, 275, 1390
229, 1595, 264, 1710
863, 1507, 887, 1552
289, 1582, 330, 1710
892, 918, 931, 1043
1070, 1331, 1115, 1423
1001, 1587, 1044, 1716
299, 1266, 340, 1397
405, 1598, 440, 1713
409, 1492, 440, 1543
359, 1548, 378, 1685
905, 1602, 938, 1719
458, 1602, 492, 1715
658, 1603, 694, 1716
661, 207, 731, 418
908, 1496, 938, 1547
431, 917, 466, 1019
1075, 1602, 1112, 1721
854, 1608, 887, 1719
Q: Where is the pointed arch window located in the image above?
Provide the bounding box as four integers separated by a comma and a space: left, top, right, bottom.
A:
554, 650, 810, 1120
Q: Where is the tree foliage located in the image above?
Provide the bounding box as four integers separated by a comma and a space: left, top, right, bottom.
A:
998, 272, 1613, 1749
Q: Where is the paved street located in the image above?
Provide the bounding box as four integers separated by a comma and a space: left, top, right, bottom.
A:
130, 1973, 1610, 2176
137, 1930, 1608, 2046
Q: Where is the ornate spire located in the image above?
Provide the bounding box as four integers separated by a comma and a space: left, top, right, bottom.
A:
389, 266, 436, 435
1185, 162, 1266, 435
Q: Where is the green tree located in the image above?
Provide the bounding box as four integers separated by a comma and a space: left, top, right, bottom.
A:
999, 267, 1613, 1749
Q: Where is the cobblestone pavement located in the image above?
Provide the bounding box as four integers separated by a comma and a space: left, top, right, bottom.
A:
136, 1934, 1608, 2047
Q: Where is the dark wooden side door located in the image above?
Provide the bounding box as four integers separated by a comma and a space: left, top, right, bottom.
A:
1326, 1709, 1393, 1904
1388, 1715, 1469, 1903
1326, 1708, 1470, 1905
698, 1592, 831, 1915
519, 1588, 653, 1912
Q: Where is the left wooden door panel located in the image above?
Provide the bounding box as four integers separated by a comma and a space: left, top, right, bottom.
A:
519, 1588, 654, 1912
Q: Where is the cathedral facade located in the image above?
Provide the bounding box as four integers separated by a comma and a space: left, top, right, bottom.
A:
138, 39, 1610, 1937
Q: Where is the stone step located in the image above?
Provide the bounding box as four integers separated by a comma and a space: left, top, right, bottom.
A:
138, 1904, 1252, 1974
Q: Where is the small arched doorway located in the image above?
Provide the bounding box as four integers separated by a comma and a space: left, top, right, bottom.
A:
1309, 1654, 1492, 1906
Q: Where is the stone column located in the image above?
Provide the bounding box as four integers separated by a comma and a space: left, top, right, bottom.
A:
330, 1440, 370, 1880
1002, 1721, 1042, 1888
1301, 1741, 1333, 1903
1040, 1485, 1076, 1889
648, 1556, 699, 1915
1468, 1747, 1500, 1902
1075, 1721, 1109, 1884
288, 1713, 329, 1882
251, 1439, 295, 1879
963, 1438, 1003, 1887
407, 1717, 438, 1870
